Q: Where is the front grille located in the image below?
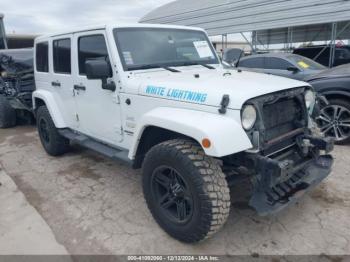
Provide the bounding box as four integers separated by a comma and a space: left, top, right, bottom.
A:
2, 77, 35, 93
18, 79, 35, 92
262, 97, 304, 142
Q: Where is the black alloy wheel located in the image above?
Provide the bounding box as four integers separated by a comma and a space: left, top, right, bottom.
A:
151, 166, 194, 225
39, 118, 50, 144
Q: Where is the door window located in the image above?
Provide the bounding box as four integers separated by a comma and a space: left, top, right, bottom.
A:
265, 57, 293, 70
78, 34, 110, 75
238, 57, 265, 68
53, 38, 71, 74
36, 42, 49, 72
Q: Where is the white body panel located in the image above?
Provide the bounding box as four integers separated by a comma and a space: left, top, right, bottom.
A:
131, 67, 307, 110
32, 89, 66, 128
127, 107, 252, 159
50, 34, 77, 128
71, 30, 123, 145
33, 24, 310, 159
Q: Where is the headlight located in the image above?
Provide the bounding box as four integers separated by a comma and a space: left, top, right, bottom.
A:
304, 90, 316, 110
241, 105, 257, 130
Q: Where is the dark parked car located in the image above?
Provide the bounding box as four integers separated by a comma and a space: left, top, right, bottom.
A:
236, 53, 326, 81
305, 64, 350, 144
0, 48, 35, 128
294, 45, 350, 67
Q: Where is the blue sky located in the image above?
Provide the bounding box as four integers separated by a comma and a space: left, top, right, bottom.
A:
1, 0, 173, 34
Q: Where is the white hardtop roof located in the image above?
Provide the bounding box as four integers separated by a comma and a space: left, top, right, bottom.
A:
35, 23, 205, 41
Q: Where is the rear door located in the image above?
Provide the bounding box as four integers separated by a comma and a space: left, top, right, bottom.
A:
72, 30, 122, 145
35, 38, 77, 128
51, 35, 77, 128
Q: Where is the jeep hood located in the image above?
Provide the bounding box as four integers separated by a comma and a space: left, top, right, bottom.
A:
131, 67, 309, 110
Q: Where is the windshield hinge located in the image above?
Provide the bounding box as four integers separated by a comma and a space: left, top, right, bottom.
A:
113, 94, 121, 104
219, 94, 230, 114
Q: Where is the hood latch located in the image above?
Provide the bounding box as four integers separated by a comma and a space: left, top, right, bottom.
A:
219, 94, 230, 114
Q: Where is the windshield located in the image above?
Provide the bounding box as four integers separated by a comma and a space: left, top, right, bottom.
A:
113, 28, 219, 71
288, 54, 326, 70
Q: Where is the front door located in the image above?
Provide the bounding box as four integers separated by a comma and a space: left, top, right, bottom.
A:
72, 31, 122, 145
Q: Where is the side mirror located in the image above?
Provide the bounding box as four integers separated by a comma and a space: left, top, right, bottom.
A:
287, 66, 300, 73
86, 59, 111, 79
85, 60, 116, 91
223, 48, 244, 68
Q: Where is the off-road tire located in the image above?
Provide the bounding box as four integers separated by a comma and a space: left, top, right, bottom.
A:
36, 106, 70, 156
142, 139, 231, 243
0, 95, 16, 128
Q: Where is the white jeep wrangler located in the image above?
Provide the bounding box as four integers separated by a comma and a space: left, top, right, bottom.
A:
33, 24, 334, 243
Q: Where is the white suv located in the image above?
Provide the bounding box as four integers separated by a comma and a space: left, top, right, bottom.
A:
33, 24, 334, 243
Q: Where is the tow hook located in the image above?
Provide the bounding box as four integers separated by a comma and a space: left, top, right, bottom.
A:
297, 138, 314, 157
219, 94, 230, 114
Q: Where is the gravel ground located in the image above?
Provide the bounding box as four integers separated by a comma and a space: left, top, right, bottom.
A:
0, 126, 349, 256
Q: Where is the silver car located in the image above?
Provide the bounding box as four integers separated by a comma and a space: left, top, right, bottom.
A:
236, 53, 326, 81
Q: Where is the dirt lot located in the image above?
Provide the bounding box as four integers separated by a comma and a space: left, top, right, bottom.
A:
0, 126, 349, 255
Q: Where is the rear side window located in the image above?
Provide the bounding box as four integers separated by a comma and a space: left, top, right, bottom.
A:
265, 57, 293, 70
36, 42, 49, 72
78, 35, 110, 75
53, 38, 71, 74
294, 48, 325, 59
335, 49, 350, 60
239, 57, 265, 68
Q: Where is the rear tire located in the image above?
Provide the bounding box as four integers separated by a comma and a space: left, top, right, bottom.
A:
36, 106, 70, 156
142, 139, 230, 243
0, 95, 16, 128
317, 98, 350, 145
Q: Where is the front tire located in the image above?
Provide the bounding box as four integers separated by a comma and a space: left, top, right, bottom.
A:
36, 106, 70, 156
317, 98, 350, 145
142, 139, 230, 243
0, 95, 16, 128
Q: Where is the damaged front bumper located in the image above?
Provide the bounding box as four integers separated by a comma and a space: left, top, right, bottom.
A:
248, 136, 334, 216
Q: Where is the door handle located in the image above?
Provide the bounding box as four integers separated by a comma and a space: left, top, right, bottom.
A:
74, 85, 86, 91
51, 81, 61, 87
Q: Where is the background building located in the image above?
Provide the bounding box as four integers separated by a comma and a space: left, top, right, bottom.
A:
140, 0, 350, 67
0, 14, 36, 49
6, 34, 36, 49
211, 40, 251, 53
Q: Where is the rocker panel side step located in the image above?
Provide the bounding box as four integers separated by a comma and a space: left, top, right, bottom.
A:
58, 129, 132, 165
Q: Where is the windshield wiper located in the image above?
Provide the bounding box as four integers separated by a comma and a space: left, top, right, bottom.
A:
128, 64, 180, 73
162, 66, 180, 73
179, 62, 216, 70
199, 63, 216, 69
